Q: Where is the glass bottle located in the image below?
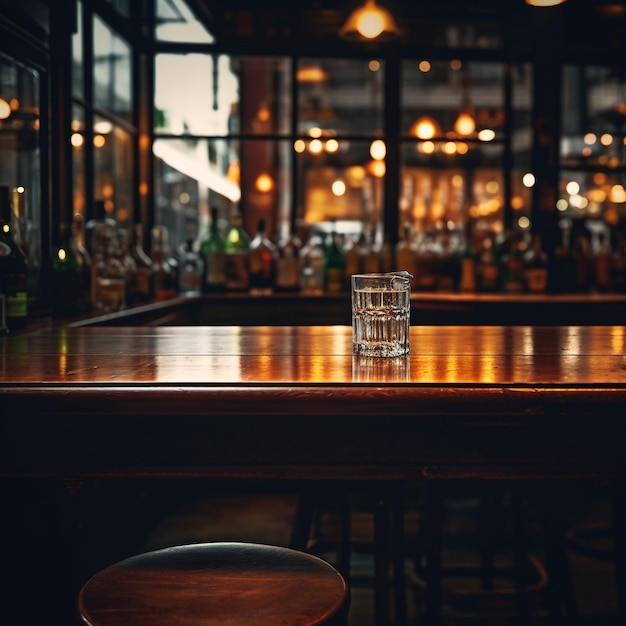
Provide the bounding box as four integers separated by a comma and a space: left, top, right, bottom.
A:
249, 218, 277, 295
199, 207, 226, 293
501, 230, 526, 293
343, 233, 362, 284
93, 229, 127, 313
275, 227, 301, 293
477, 234, 501, 293
611, 231, 626, 293
0, 185, 28, 330
324, 227, 346, 293
457, 231, 476, 293
51, 222, 83, 317
224, 211, 251, 292
395, 225, 418, 289
178, 238, 204, 296
299, 232, 325, 295
523, 233, 549, 294
150, 225, 177, 301
592, 231, 612, 293
117, 228, 138, 302
85, 198, 116, 259
130, 224, 153, 303
71, 214, 92, 312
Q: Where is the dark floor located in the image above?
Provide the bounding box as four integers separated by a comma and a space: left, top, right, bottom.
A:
121, 480, 623, 626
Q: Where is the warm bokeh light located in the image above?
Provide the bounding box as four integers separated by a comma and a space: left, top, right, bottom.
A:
556, 198, 569, 211
418, 60, 431, 73
93, 135, 106, 148
309, 139, 323, 154
583, 133, 597, 145
0, 98, 11, 120
600, 133, 613, 146
325, 139, 339, 153
454, 109, 476, 136
411, 116, 440, 140
565, 180, 580, 195
609, 184, 626, 203
477, 128, 496, 141
331, 180, 346, 196
522, 173, 535, 187
370, 139, 386, 160
294, 139, 306, 153
71, 133, 84, 148
419, 141, 435, 154
254, 173, 275, 193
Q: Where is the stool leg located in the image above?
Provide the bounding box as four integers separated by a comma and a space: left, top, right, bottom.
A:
541, 481, 579, 625
422, 485, 444, 626
391, 484, 408, 626
612, 479, 626, 623
290, 491, 317, 551
374, 495, 391, 626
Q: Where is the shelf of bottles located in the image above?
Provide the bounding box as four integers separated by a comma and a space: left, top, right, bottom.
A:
43, 203, 626, 325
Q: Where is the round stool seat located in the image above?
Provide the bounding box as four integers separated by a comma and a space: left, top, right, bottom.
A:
78, 542, 349, 626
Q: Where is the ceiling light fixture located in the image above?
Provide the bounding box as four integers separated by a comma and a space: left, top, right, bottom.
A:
525, 0, 568, 6
339, 0, 402, 42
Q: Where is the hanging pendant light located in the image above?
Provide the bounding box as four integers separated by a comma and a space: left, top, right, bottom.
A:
454, 105, 476, 136
525, 0, 568, 6
339, 0, 402, 42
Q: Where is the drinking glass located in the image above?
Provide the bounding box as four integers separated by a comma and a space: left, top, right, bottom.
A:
351, 271, 412, 357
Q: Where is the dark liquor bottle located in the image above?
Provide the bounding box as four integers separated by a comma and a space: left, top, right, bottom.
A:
200, 207, 226, 292
51, 222, 83, 317
523, 233, 548, 294
85, 198, 116, 258
248, 218, 277, 294
150, 225, 177, 301
130, 224, 153, 302
0, 185, 27, 330
324, 227, 346, 293
224, 211, 251, 291
178, 239, 204, 296
275, 228, 301, 293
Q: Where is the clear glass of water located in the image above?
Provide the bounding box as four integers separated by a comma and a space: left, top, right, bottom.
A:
351, 271, 413, 357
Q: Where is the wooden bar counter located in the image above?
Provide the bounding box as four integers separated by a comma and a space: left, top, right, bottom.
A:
2, 324, 626, 625
2, 324, 626, 481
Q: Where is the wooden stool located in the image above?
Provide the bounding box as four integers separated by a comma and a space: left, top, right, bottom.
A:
78, 542, 350, 626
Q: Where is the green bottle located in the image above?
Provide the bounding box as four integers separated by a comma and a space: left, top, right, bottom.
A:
224, 211, 251, 291
200, 207, 226, 292
51, 222, 83, 317
324, 227, 346, 293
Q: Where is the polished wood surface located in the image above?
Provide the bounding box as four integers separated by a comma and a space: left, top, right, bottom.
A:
78, 542, 349, 626
2, 325, 626, 481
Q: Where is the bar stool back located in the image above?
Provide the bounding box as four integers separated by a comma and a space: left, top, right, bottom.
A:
78, 542, 350, 626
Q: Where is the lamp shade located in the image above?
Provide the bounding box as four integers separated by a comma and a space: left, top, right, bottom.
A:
339, 0, 402, 42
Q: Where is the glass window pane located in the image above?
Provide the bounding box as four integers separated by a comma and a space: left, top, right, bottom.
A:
103, 0, 131, 19
93, 15, 132, 120
562, 65, 626, 170
155, 0, 214, 43
154, 54, 291, 137
402, 59, 505, 141
0, 52, 41, 298
297, 58, 384, 137
400, 141, 505, 235
154, 137, 293, 251
154, 137, 242, 250
93, 115, 134, 227
558, 170, 626, 225
72, 0, 84, 99
296, 139, 385, 237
